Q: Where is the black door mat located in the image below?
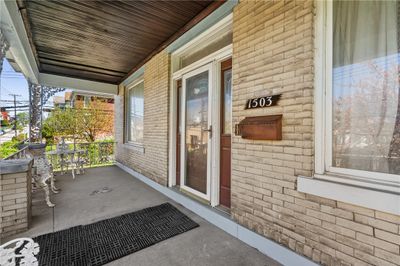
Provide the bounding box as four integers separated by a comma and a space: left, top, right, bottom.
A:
33, 203, 199, 266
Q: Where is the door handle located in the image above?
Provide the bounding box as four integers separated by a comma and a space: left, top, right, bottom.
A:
202, 125, 212, 138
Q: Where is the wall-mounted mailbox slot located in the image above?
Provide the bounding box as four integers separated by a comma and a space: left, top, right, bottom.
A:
235, 115, 282, 140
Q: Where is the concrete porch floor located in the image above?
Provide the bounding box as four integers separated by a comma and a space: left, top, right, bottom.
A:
10, 166, 280, 266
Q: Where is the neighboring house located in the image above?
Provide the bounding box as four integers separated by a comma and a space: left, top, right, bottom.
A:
70, 92, 114, 109
52, 95, 66, 108
1, 1, 400, 266
53, 92, 114, 109
0, 107, 9, 124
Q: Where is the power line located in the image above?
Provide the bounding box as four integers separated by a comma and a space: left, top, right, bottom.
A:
0, 100, 30, 103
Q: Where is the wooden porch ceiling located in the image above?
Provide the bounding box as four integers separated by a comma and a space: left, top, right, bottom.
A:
17, 0, 224, 84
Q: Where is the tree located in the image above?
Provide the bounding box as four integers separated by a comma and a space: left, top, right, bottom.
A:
46, 107, 78, 135
75, 98, 114, 142
43, 98, 114, 143
43, 107, 80, 143
16, 112, 29, 131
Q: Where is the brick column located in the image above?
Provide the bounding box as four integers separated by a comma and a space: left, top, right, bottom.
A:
0, 159, 33, 242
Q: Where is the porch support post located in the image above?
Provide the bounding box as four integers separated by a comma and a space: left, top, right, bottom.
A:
29, 83, 42, 143
28, 84, 65, 143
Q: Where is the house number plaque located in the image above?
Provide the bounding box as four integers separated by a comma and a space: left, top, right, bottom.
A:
245, 94, 281, 109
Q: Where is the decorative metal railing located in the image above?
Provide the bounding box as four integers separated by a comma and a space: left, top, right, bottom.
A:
3, 141, 116, 171
46, 141, 116, 171
3, 145, 29, 160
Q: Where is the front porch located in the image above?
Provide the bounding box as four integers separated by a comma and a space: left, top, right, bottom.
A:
8, 165, 280, 266
2, 1, 400, 265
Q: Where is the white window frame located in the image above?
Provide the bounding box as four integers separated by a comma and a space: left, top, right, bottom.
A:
125, 79, 144, 147
299, 0, 400, 216
314, 0, 400, 193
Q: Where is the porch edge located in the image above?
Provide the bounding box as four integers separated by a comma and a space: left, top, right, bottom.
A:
116, 162, 318, 266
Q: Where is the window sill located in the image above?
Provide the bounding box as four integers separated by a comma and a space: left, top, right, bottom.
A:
123, 143, 145, 154
297, 176, 400, 215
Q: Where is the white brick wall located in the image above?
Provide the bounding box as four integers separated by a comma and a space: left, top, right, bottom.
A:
231, 1, 400, 265
113, 2, 400, 265
0, 170, 31, 241
115, 51, 170, 185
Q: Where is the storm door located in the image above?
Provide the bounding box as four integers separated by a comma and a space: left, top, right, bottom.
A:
180, 64, 213, 200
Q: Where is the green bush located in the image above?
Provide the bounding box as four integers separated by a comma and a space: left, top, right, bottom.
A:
0, 140, 19, 159
1, 120, 10, 127
11, 133, 27, 142
42, 122, 55, 145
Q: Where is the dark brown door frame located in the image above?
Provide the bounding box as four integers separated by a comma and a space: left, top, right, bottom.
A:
219, 58, 232, 209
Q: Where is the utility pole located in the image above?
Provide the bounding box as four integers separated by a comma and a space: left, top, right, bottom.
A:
9, 94, 21, 137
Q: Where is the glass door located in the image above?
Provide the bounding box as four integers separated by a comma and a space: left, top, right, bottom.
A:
180, 64, 212, 200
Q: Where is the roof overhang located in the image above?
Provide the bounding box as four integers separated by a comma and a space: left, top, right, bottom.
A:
1, 0, 39, 83
39, 73, 118, 95
1, 0, 117, 94
1, 0, 229, 94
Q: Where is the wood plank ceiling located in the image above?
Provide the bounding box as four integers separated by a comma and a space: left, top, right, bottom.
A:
17, 0, 222, 84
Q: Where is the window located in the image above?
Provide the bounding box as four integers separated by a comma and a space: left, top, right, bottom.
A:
171, 14, 233, 74
299, 0, 400, 215
84, 96, 90, 108
331, 1, 399, 175
126, 81, 144, 144
316, 0, 400, 191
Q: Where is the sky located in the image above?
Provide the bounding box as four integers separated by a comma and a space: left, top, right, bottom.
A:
0, 59, 29, 103
0, 59, 69, 118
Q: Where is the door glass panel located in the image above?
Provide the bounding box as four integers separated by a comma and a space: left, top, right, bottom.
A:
185, 71, 209, 194
223, 69, 232, 134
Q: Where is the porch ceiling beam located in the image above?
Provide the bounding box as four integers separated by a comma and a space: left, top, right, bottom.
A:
39, 73, 118, 95
121, 0, 226, 83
